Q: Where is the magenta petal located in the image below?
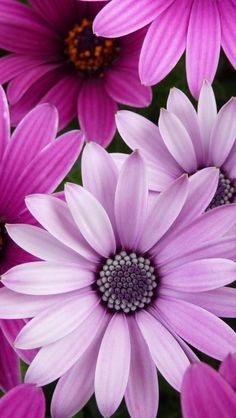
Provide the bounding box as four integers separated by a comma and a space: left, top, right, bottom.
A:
0, 328, 20, 392
0, 85, 10, 163
218, 0, 236, 68
181, 363, 236, 418
219, 353, 236, 392
0, 384, 45, 418
95, 314, 130, 417
0, 55, 47, 85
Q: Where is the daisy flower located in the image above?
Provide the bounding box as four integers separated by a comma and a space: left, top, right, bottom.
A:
92, 0, 236, 98
0, 0, 151, 147
0, 383, 45, 418
1, 144, 236, 418
0, 84, 83, 392
181, 353, 236, 418
115, 81, 236, 213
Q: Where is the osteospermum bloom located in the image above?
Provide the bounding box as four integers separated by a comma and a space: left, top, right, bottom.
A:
115, 81, 236, 213
92, 0, 236, 98
0, 384, 45, 418
0, 0, 151, 147
0, 85, 83, 392
181, 354, 236, 418
1, 145, 236, 418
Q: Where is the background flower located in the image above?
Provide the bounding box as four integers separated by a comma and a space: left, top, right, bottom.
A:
0, 0, 151, 147
1, 145, 236, 418
93, 0, 236, 98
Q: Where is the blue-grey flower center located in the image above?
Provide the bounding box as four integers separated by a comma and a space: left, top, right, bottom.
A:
207, 171, 236, 210
97, 251, 157, 314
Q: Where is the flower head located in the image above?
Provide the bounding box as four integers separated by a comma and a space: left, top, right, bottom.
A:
0, 0, 151, 146
181, 353, 236, 418
115, 81, 236, 212
1, 144, 236, 418
92, 0, 236, 98
0, 84, 83, 392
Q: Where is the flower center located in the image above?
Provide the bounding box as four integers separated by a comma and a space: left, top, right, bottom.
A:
207, 171, 236, 210
65, 19, 120, 76
97, 251, 158, 314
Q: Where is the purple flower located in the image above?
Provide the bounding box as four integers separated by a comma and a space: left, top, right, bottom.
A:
0, 383, 45, 418
181, 353, 236, 418
1, 144, 236, 418
114, 81, 236, 212
0, 0, 152, 147
0, 84, 83, 393
92, 0, 236, 98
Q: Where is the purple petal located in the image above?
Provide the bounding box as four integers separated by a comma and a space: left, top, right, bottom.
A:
0, 384, 45, 418
219, 353, 236, 392
0, 328, 20, 392
95, 314, 130, 417
0, 55, 47, 85
219, 0, 236, 68
0, 86, 10, 162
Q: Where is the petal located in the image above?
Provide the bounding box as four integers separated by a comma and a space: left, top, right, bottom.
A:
162, 258, 236, 292
0, 328, 20, 392
219, 0, 236, 68
2, 262, 95, 295
159, 109, 197, 172
219, 353, 236, 392
0, 85, 10, 162
93, 0, 173, 37
136, 310, 190, 391
156, 297, 236, 360
181, 363, 236, 418
65, 183, 116, 258
78, 79, 117, 147
125, 317, 158, 418
95, 314, 130, 417
139, 175, 188, 252
0, 54, 47, 85
115, 151, 148, 250
186, 0, 221, 98
0, 384, 45, 418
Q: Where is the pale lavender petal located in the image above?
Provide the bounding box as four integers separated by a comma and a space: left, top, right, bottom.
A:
0, 384, 45, 418
125, 317, 158, 418
156, 297, 236, 360
159, 109, 197, 172
0, 85, 10, 162
65, 183, 116, 257
0, 328, 20, 392
219, 353, 236, 391
2, 262, 95, 295
181, 363, 236, 418
139, 175, 188, 252
186, 0, 221, 98
95, 314, 130, 417
115, 151, 148, 250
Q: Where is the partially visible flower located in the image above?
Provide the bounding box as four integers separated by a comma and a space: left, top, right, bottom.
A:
114, 81, 236, 212
0, 84, 83, 392
0, 0, 151, 147
0, 383, 45, 418
181, 353, 236, 418
92, 0, 236, 98
1, 144, 236, 418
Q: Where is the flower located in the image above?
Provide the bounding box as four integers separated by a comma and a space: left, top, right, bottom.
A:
0, 383, 45, 418
1, 144, 236, 418
92, 0, 236, 98
114, 81, 236, 213
0, 0, 151, 147
181, 353, 236, 418
0, 84, 83, 392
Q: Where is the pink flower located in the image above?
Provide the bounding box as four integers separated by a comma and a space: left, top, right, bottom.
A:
0, 0, 152, 147
114, 81, 236, 211
1, 145, 236, 418
93, 0, 236, 98
0, 383, 45, 418
0, 84, 83, 393
181, 353, 236, 418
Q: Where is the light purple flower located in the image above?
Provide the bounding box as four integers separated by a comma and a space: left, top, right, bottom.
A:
92, 0, 236, 98
0, 84, 83, 393
114, 81, 236, 213
0, 383, 45, 418
181, 353, 236, 418
1, 144, 236, 418
0, 0, 152, 147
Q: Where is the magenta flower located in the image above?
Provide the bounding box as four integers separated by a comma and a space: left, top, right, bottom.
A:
0, 383, 45, 418
115, 81, 236, 212
92, 0, 236, 98
181, 353, 236, 418
0, 0, 151, 147
0, 84, 83, 393
1, 145, 236, 418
